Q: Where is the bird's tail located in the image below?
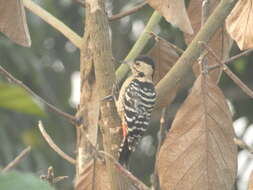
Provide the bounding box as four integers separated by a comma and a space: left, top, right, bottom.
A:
118, 137, 131, 165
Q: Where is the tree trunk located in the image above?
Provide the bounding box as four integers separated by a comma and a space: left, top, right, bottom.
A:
75, 0, 126, 189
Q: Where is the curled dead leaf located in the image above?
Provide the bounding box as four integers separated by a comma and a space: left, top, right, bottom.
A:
185, 0, 232, 83
148, 37, 179, 85
146, 0, 193, 34
226, 0, 253, 50
75, 160, 110, 190
0, 0, 31, 47
157, 75, 237, 190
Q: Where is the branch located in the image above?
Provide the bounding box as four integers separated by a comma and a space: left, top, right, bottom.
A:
109, 2, 147, 21
155, 0, 238, 109
99, 151, 150, 190
200, 41, 253, 99
0, 65, 77, 125
2, 146, 31, 173
234, 138, 253, 154
149, 32, 184, 55
40, 166, 68, 185
209, 48, 253, 70
116, 11, 162, 84
23, 0, 82, 48
38, 121, 76, 164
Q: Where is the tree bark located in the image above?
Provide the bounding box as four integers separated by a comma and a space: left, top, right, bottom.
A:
75, 0, 124, 189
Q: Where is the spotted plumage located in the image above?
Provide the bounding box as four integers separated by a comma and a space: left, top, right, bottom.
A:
116, 56, 156, 165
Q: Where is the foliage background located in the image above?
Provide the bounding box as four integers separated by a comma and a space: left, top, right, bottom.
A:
0, 0, 252, 189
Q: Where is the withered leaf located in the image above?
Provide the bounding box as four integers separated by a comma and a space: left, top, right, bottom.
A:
0, 0, 31, 47
148, 37, 179, 85
148, 37, 180, 108
248, 169, 253, 190
226, 0, 253, 50
157, 75, 237, 190
146, 0, 193, 34
75, 160, 110, 190
185, 0, 232, 83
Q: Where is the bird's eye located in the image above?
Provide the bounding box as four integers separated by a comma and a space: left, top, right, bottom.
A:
135, 62, 140, 66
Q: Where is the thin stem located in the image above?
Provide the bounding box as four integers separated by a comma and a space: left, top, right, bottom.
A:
109, 2, 147, 21
200, 41, 253, 99
115, 11, 162, 84
209, 48, 253, 70
0, 65, 77, 125
38, 121, 76, 164
150, 32, 184, 55
2, 146, 31, 173
152, 108, 167, 190
23, 0, 82, 48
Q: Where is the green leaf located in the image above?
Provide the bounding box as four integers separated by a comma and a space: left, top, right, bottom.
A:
0, 171, 54, 190
0, 82, 45, 116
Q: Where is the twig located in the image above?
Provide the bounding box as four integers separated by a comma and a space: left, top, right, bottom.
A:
157, 108, 167, 152
0, 65, 77, 125
200, 41, 253, 99
109, 2, 147, 21
152, 108, 167, 190
209, 48, 253, 70
149, 32, 184, 55
91, 157, 97, 190
234, 137, 253, 154
23, 0, 82, 48
99, 151, 150, 190
40, 166, 68, 185
2, 146, 31, 173
76, 131, 149, 189
38, 121, 76, 164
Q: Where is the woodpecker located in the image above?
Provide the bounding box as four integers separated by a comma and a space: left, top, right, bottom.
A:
116, 55, 156, 165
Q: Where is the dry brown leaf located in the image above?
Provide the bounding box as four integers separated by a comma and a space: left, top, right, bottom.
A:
0, 0, 31, 47
157, 75, 237, 190
148, 37, 181, 108
75, 160, 110, 190
185, 0, 232, 83
249, 169, 253, 190
148, 38, 179, 85
226, 0, 253, 50
146, 0, 193, 34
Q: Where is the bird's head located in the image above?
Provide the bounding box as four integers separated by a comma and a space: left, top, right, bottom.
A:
128, 56, 155, 79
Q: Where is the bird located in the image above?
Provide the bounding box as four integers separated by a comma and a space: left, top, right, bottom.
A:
115, 55, 156, 165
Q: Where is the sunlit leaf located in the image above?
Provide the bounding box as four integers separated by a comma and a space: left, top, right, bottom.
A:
157, 75, 237, 190
0, 171, 54, 190
0, 0, 31, 47
226, 0, 253, 50
0, 82, 45, 116
146, 0, 193, 34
